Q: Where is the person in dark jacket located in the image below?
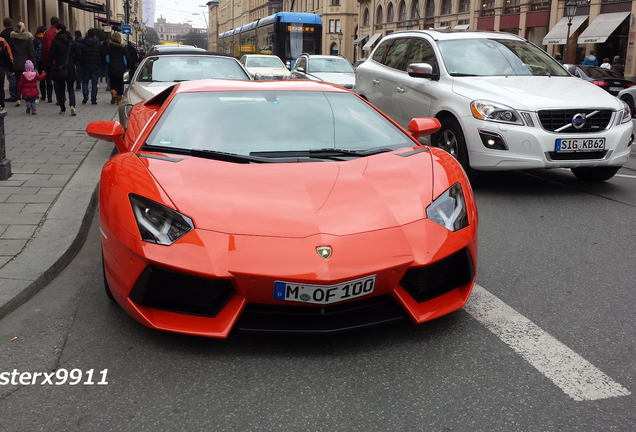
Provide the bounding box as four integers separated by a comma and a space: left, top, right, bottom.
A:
10, 22, 36, 106
78, 28, 103, 104
42, 16, 59, 103
612, 56, 625, 77
46, 23, 81, 115
0, 36, 14, 109
74, 30, 83, 90
33, 26, 46, 100
1, 17, 17, 102
126, 41, 139, 74
104, 31, 130, 104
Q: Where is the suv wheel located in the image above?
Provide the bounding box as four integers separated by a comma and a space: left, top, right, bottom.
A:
571, 166, 620, 182
433, 117, 470, 172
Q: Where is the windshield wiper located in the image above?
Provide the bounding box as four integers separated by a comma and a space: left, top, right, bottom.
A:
142, 144, 274, 164
449, 73, 481, 77
251, 147, 393, 160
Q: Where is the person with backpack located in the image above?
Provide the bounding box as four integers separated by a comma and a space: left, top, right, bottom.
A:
33, 25, 46, 100
104, 31, 130, 104
1, 17, 18, 103
46, 23, 81, 115
0, 35, 14, 109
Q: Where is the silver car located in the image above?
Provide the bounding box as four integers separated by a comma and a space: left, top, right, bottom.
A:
289, 54, 355, 89
118, 52, 251, 128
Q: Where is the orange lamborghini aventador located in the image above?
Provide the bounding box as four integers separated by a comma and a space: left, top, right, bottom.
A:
87, 79, 478, 338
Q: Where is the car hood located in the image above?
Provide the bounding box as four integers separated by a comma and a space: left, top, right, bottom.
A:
451, 76, 624, 110
310, 72, 355, 86
246, 67, 289, 76
129, 82, 177, 103
141, 150, 434, 237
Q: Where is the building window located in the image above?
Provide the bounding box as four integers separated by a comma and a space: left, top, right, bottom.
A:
504, 0, 521, 14
331, 0, 339, 5
411, 1, 420, 19
329, 19, 341, 33
377, 6, 383, 24
481, 0, 495, 16
460, 0, 470, 12
425, 0, 435, 18
364, 8, 370, 26
330, 42, 339, 55
399, 1, 407, 21
441, 0, 451, 14
387, 3, 395, 23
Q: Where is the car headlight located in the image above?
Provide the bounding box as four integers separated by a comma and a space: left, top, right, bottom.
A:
426, 183, 469, 232
129, 194, 194, 245
471, 100, 523, 125
619, 99, 632, 124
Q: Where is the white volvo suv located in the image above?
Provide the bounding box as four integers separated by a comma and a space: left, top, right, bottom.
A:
355, 30, 633, 181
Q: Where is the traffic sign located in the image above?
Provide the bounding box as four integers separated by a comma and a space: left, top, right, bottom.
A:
122, 25, 132, 34
103, 26, 112, 33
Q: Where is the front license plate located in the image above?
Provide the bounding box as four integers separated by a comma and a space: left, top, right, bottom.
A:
555, 138, 606, 152
274, 275, 376, 305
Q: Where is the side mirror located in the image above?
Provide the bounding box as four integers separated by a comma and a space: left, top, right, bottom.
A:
408, 118, 441, 140
407, 63, 439, 81
123, 71, 131, 84
564, 64, 577, 75
296, 67, 305, 73
86, 121, 127, 154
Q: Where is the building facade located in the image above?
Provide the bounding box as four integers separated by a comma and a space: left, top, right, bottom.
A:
155, 16, 207, 42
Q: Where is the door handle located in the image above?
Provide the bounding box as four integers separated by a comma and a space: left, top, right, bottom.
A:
396, 86, 405, 93
372, 79, 380, 85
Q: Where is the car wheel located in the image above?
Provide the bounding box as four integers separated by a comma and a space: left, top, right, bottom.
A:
571, 166, 620, 182
621, 94, 635, 118
433, 117, 470, 172
102, 254, 116, 302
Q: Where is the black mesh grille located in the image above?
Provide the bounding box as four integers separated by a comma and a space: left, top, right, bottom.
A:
400, 248, 474, 303
548, 150, 608, 160
537, 109, 613, 133
129, 266, 234, 317
235, 295, 405, 334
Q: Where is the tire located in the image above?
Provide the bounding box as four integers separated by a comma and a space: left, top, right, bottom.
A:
102, 254, 116, 302
571, 166, 620, 182
432, 117, 471, 173
621, 94, 635, 118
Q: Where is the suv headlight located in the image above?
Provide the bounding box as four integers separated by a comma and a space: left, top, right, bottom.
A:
471, 100, 524, 125
129, 194, 194, 245
619, 99, 632, 124
426, 183, 469, 232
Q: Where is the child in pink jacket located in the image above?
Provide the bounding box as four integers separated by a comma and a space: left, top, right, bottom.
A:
17, 60, 45, 115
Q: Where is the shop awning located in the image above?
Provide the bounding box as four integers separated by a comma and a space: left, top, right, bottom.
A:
542, 15, 587, 45
362, 33, 382, 51
353, 34, 369, 46
453, 24, 469, 30
58, 0, 105, 14
577, 11, 629, 44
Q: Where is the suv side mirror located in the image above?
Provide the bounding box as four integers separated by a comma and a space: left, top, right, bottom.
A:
123, 71, 131, 84
564, 64, 577, 75
407, 63, 439, 81
296, 67, 305, 73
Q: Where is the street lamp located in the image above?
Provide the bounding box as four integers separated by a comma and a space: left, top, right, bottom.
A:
337, 30, 343, 56
564, 0, 578, 64
133, 17, 139, 46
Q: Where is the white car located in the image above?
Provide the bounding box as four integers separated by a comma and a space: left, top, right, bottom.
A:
290, 54, 355, 90
239, 54, 291, 80
355, 30, 633, 181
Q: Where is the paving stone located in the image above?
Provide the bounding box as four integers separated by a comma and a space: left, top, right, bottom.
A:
1, 225, 38, 240
0, 239, 28, 256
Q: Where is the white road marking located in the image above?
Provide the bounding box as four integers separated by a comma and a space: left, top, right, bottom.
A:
464, 284, 631, 401
615, 173, 636, 179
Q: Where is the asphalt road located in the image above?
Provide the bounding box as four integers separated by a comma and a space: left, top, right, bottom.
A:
1, 162, 635, 431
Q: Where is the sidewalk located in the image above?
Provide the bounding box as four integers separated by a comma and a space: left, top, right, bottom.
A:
0, 87, 117, 318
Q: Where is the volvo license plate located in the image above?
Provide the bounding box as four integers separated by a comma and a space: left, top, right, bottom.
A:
555, 138, 605, 152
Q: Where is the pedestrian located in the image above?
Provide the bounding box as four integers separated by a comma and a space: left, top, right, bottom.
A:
46, 23, 81, 115
74, 30, 83, 90
600, 57, 611, 69
17, 60, 45, 115
612, 55, 624, 77
104, 31, 130, 105
126, 40, 139, 74
78, 28, 103, 105
554, 52, 563, 64
10, 22, 36, 107
33, 26, 47, 100
582, 50, 598, 67
41, 16, 59, 103
1, 17, 18, 103
0, 36, 14, 109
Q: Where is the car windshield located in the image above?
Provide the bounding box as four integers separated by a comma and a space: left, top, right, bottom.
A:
579, 66, 623, 79
438, 38, 569, 77
137, 56, 249, 82
308, 58, 354, 73
145, 91, 412, 156
246, 56, 285, 68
